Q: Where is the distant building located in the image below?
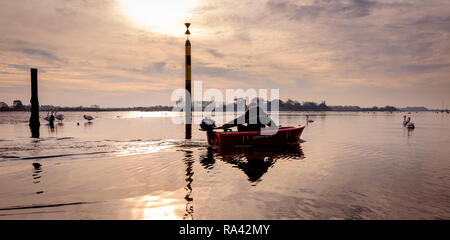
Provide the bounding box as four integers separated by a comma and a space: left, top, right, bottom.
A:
0, 102, 9, 111
13, 100, 24, 110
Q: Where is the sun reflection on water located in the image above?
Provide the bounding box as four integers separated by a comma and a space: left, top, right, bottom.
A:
132, 194, 185, 220
116, 140, 177, 156
121, 111, 181, 119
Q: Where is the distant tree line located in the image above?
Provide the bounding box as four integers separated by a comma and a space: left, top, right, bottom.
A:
0, 100, 172, 112
191, 98, 399, 112
0, 99, 399, 112
276, 99, 331, 111
329, 105, 399, 112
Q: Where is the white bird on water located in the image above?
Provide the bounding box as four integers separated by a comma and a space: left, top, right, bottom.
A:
55, 111, 64, 123
402, 115, 409, 126
83, 114, 94, 122
44, 111, 51, 122
406, 117, 415, 129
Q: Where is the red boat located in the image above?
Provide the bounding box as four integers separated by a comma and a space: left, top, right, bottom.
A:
207, 126, 305, 147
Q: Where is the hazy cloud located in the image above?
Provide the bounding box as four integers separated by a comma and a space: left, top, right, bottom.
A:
267, 0, 378, 20
206, 49, 224, 58
0, 0, 449, 107
16, 48, 63, 63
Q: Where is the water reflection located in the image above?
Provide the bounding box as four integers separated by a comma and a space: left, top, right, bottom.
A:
199, 147, 215, 170
32, 162, 44, 194
131, 192, 185, 220
45, 123, 66, 137
403, 126, 415, 137
202, 144, 305, 183
182, 150, 194, 220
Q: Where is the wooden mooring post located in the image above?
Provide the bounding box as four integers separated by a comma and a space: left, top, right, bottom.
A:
29, 68, 40, 138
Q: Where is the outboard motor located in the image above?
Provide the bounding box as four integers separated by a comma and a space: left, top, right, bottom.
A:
200, 117, 216, 131
200, 117, 216, 145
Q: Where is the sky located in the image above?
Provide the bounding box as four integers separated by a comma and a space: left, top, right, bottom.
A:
0, 0, 449, 108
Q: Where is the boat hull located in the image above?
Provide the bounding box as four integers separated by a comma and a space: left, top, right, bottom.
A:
208, 126, 305, 147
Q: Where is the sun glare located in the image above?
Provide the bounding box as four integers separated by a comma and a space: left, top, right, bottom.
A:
119, 0, 198, 36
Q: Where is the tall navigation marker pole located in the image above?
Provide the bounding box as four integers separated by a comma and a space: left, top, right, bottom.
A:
185, 23, 192, 139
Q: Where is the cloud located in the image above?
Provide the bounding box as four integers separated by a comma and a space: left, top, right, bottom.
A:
267, 0, 378, 21
402, 63, 450, 74
3, 63, 30, 71
0, 0, 449, 108
148, 62, 168, 73
206, 49, 224, 58
15, 48, 63, 63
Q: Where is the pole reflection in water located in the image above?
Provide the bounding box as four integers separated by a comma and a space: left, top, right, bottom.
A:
47, 124, 56, 135
32, 162, 44, 194
183, 150, 194, 220
200, 144, 305, 183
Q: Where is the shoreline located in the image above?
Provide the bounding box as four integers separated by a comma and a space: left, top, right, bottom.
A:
0, 109, 435, 112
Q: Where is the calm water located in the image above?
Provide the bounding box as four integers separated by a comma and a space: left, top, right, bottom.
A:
0, 111, 449, 219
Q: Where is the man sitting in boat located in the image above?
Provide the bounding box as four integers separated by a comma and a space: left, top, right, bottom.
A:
221, 101, 277, 132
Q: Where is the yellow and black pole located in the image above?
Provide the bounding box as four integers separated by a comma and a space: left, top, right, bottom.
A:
185, 23, 192, 139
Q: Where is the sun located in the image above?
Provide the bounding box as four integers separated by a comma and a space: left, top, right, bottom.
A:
119, 0, 198, 36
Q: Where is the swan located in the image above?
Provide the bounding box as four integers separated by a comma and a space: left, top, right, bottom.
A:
83, 114, 94, 121
43, 111, 51, 122
403, 115, 409, 126
406, 117, 415, 129
55, 111, 64, 123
